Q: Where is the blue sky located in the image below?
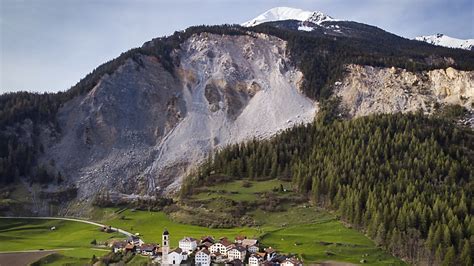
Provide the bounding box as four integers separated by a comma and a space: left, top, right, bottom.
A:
1, 0, 473, 93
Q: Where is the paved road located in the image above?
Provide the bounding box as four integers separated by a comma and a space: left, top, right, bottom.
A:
0, 216, 133, 237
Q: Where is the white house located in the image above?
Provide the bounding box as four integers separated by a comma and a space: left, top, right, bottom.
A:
281, 257, 303, 266
249, 253, 263, 266
227, 245, 247, 261
209, 238, 233, 255
248, 244, 259, 253
179, 237, 198, 254
195, 249, 211, 266
168, 248, 184, 265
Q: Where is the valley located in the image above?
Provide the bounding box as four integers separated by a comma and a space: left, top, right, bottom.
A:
0, 177, 405, 265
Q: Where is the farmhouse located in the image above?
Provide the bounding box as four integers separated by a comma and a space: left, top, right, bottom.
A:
179, 237, 197, 253
227, 245, 247, 261
195, 248, 211, 266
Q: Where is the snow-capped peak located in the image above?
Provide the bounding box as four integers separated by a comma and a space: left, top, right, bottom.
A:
415, 34, 474, 51
242, 7, 336, 27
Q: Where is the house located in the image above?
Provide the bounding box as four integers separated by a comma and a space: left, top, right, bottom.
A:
127, 235, 143, 246
242, 239, 258, 248
179, 237, 198, 253
140, 244, 158, 256
227, 245, 247, 261
168, 248, 184, 265
264, 247, 277, 261
248, 244, 259, 253
249, 253, 264, 266
234, 235, 246, 244
210, 252, 226, 263
195, 248, 211, 266
210, 238, 233, 255
112, 241, 127, 253
124, 243, 136, 253
200, 236, 215, 244
281, 257, 303, 266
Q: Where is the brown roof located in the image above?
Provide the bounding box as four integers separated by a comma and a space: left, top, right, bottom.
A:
242, 239, 258, 247
235, 235, 246, 241
201, 236, 215, 243
229, 245, 247, 252
141, 244, 157, 251
197, 249, 210, 255
170, 247, 183, 254
113, 241, 127, 248
220, 238, 233, 247
125, 243, 135, 250
264, 247, 276, 254
284, 257, 302, 265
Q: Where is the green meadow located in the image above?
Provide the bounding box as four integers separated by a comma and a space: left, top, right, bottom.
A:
0, 179, 406, 265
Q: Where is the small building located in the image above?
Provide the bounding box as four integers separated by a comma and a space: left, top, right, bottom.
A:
281, 257, 303, 266
195, 248, 211, 266
112, 241, 127, 253
248, 244, 259, 253
200, 236, 215, 244
179, 237, 198, 253
210, 238, 233, 255
140, 243, 158, 256
234, 235, 246, 244
264, 247, 277, 261
127, 235, 143, 246
249, 253, 264, 266
227, 245, 247, 261
168, 248, 184, 265
124, 243, 136, 253
242, 239, 258, 248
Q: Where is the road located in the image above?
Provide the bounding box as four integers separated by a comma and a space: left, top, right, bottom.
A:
0, 216, 133, 237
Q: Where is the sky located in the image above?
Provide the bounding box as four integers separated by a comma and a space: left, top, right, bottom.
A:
1, 0, 473, 93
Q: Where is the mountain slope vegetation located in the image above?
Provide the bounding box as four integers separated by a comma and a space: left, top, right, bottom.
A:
182, 108, 473, 265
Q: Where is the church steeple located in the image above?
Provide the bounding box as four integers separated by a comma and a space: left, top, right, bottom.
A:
162, 228, 170, 264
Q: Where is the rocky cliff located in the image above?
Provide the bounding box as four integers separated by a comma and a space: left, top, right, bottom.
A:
37, 32, 316, 213
336, 65, 474, 117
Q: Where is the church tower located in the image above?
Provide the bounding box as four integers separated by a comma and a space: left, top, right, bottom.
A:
162, 228, 170, 264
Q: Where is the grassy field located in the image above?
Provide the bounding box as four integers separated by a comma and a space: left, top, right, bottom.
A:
0, 218, 119, 265
191, 179, 291, 201
1, 179, 406, 265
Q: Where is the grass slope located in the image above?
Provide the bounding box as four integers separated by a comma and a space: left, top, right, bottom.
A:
0, 219, 118, 264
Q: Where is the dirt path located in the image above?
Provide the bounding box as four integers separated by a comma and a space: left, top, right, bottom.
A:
0, 250, 57, 266
0, 216, 133, 237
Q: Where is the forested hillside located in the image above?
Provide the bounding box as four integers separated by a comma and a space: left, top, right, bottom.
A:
182, 106, 473, 265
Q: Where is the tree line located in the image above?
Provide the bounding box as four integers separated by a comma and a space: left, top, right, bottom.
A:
182, 108, 473, 265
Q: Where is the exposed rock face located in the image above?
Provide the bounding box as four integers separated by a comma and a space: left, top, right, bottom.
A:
336, 65, 474, 117
40, 33, 316, 213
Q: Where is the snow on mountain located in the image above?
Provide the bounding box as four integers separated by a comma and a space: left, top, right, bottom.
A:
242, 7, 337, 27
415, 34, 474, 50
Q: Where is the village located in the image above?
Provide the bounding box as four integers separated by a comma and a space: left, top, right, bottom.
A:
109, 228, 303, 265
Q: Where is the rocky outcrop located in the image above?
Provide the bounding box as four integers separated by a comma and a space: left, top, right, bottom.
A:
39, 33, 316, 213
336, 65, 474, 117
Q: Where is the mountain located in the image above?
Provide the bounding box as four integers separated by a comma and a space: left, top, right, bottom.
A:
241, 7, 337, 29
415, 33, 474, 50
1, 10, 474, 217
